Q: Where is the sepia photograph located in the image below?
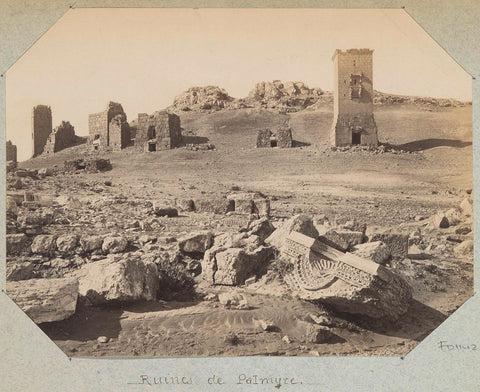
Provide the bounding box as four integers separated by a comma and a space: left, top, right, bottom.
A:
4, 8, 473, 358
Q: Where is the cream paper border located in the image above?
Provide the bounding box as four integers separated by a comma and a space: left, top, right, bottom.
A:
0, 1, 478, 391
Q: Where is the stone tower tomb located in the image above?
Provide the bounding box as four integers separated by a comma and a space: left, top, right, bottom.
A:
32, 105, 52, 157
330, 49, 378, 147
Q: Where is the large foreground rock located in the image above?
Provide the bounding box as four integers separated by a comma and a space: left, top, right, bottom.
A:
7, 278, 78, 323
77, 257, 159, 304
178, 232, 214, 254
283, 231, 412, 321
266, 214, 319, 250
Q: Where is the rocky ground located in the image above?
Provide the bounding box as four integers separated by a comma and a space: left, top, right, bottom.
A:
4, 101, 473, 358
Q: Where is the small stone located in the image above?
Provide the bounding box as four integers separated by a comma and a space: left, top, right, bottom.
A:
102, 236, 128, 254
259, 319, 278, 332
97, 336, 109, 343
282, 335, 292, 344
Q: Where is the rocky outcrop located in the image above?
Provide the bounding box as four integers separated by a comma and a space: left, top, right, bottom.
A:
169, 86, 239, 112
7, 277, 78, 323
76, 256, 159, 305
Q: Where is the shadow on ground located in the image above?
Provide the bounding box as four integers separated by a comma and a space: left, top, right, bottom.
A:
394, 138, 471, 152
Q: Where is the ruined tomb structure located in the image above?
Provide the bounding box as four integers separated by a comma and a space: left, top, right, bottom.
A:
134, 111, 182, 152
43, 121, 82, 155
330, 49, 378, 147
6, 140, 17, 162
88, 102, 130, 151
32, 105, 52, 157
256, 127, 293, 148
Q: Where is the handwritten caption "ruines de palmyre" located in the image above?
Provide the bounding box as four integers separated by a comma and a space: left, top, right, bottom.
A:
129, 374, 303, 388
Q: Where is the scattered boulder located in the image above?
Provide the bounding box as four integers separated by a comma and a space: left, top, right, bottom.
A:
266, 214, 319, 250
38, 167, 54, 177
17, 209, 55, 227
429, 213, 449, 229
77, 256, 159, 304
6, 196, 18, 218
247, 218, 275, 242
454, 240, 474, 257
352, 241, 390, 265
102, 236, 128, 254
320, 230, 364, 252
301, 322, 333, 343
218, 291, 246, 307
6, 277, 78, 323
56, 234, 79, 254
6, 234, 31, 255
369, 233, 409, 259
178, 232, 214, 254
455, 225, 472, 235
6, 261, 35, 281
176, 198, 195, 212
80, 235, 104, 253
31, 235, 57, 256
460, 197, 473, 216
259, 319, 279, 332
444, 209, 463, 226
213, 248, 251, 286
153, 204, 179, 217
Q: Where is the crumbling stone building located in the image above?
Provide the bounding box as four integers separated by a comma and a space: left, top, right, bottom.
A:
88, 102, 130, 151
6, 140, 17, 162
32, 105, 52, 157
43, 121, 84, 155
134, 110, 182, 152
330, 49, 378, 147
256, 127, 293, 148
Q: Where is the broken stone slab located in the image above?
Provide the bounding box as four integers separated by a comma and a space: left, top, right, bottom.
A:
265, 214, 319, 250
454, 240, 474, 257
203, 241, 274, 286
178, 231, 214, 254
153, 204, 179, 217
253, 199, 271, 217
6, 234, 31, 255
352, 241, 390, 265
369, 233, 409, 259
194, 198, 235, 214
455, 224, 472, 235
17, 209, 55, 227
282, 231, 412, 321
102, 236, 128, 254
320, 229, 364, 252
6, 196, 18, 218
31, 235, 57, 256
6, 261, 35, 281
234, 198, 254, 214
429, 213, 450, 229
295, 320, 333, 343
247, 217, 275, 243
460, 197, 473, 217
6, 277, 78, 323
408, 244, 432, 260
218, 291, 246, 307
175, 198, 195, 212
76, 256, 159, 305
444, 208, 463, 227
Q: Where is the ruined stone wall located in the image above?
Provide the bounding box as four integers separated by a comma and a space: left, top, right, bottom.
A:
276, 128, 293, 148
32, 105, 52, 157
43, 121, 81, 155
256, 129, 272, 148
330, 49, 378, 147
6, 140, 17, 162
134, 111, 182, 152
109, 115, 131, 151
88, 111, 109, 146
88, 102, 127, 149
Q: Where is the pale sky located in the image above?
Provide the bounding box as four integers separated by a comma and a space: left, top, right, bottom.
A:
6, 8, 472, 161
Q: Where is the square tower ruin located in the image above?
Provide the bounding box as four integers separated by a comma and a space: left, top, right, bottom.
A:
6, 140, 17, 162
88, 101, 130, 151
330, 49, 378, 147
134, 111, 182, 152
31, 105, 52, 157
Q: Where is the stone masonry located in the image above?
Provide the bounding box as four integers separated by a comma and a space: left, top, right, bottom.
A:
43, 121, 84, 155
88, 102, 130, 151
32, 105, 52, 157
256, 127, 293, 148
6, 140, 17, 162
330, 49, 378, 147
134, 111, 182, 152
